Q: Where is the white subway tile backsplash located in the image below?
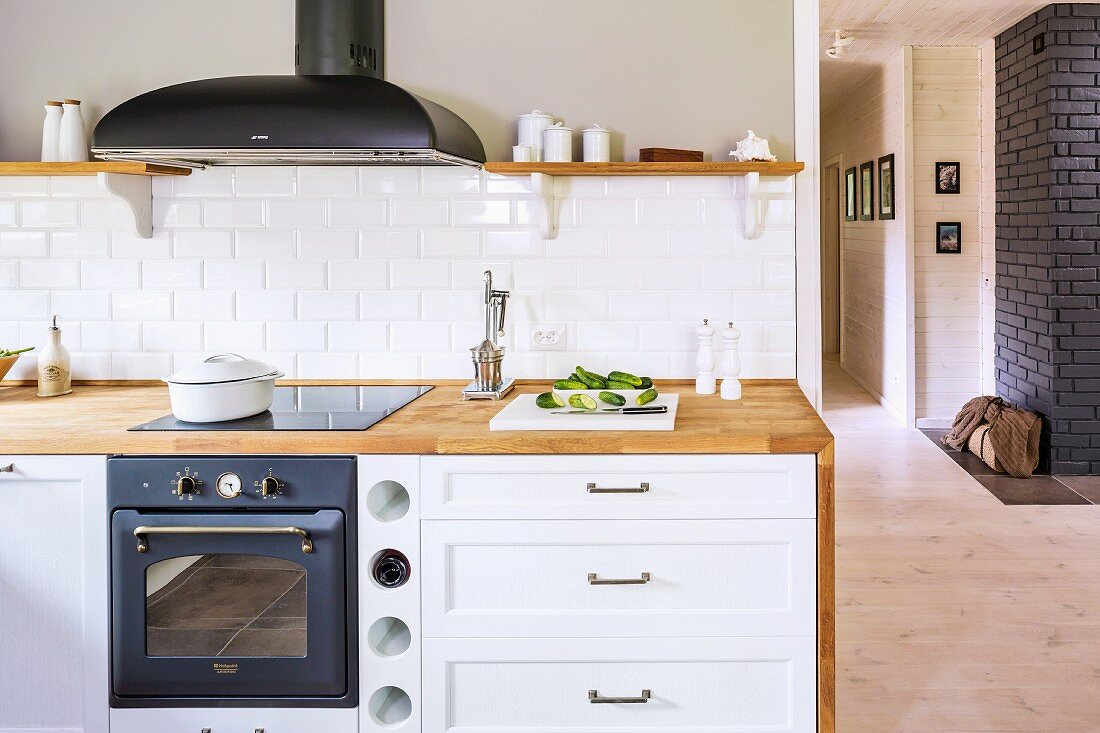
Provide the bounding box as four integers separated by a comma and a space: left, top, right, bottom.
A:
236, 291, 295, 321
114, 291, 171, 321
268, 321, 326, 352
5, 166, 796, 379
359, 168, 419, 195
328, 322, 387, 352
143, 260, 201, 290
298, 167, 357, 197
327, 260, 387, 290
391, 199, 448, 227
268, 259, 324, 290
298, 291, 357, 321
235, 167, 295, 196
49, 176, 105, 196
20, 198, 79, 226
328, 198, 387, 228
205, 260, 264, 290
298, 229, 358, 259
204, 321, 265, 352
204, 199, 264, 228
83, 260, 140, 290
422, 230, 480, 258
266, 199, 325, 228
71, 353, 112, 380
21, 259, 79, 289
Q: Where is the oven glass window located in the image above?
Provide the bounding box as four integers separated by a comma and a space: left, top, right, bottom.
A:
145, 554, 306, 657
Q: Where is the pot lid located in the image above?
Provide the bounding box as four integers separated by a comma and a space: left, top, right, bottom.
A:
165, 353, 280, 385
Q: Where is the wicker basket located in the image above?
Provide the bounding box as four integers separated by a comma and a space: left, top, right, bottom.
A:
967, 424, 1004, 473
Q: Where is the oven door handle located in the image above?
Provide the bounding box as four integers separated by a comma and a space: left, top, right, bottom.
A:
133, 525, 313, 554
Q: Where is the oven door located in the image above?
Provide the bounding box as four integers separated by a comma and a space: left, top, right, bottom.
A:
111, 509, 347, 700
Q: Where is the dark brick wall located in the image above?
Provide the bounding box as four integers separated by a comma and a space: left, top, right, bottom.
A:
996, 4, 1100, 475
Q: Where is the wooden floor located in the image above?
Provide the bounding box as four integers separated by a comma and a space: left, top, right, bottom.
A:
823, 358, 1100, 732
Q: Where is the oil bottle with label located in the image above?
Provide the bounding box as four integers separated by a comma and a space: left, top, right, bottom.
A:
37, 315, 71, 397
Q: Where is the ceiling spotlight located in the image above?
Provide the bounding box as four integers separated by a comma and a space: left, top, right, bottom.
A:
826, 30, 855, 59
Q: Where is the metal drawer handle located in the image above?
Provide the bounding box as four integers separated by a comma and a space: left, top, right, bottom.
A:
133, 525, 313, 554
0, 463, 13, 473
587, 482, 649, 494
589, 689, 651, 704
588, 572, 651, 585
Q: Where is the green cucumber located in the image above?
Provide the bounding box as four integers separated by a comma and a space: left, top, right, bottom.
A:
639, 376, 653, 389
598, 391, 626, 407
636, 388, 659, 406
607, 370, 643, 387
568, 394, 598, 410
574, 367, 606, 389
553, 379, 587, 390
605, 380, 635, 390
536, 392, 566, 409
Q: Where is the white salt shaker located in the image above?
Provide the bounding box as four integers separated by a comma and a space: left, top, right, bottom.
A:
41, 101, 62, 162
720, 322, 742, 401
695, 319, 716, 395
542, 122, 573, 163
582, 124, 611, 162
517, 110, 554, 162
59, 99, 89, 162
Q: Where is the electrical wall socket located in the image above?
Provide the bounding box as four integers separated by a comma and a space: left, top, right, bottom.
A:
530, 324, 567, 350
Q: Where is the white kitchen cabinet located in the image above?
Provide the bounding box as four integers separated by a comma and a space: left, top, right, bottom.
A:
0, 455, 108, 733
420, 455, 817, 520
423, 636, 816, 733
422, 518, 815, 638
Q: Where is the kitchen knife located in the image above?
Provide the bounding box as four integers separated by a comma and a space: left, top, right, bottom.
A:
550, 405, 669, 415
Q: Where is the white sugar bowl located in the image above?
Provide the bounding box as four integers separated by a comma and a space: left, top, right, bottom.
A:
542, 122, 574, 163
582, 124, 611, 162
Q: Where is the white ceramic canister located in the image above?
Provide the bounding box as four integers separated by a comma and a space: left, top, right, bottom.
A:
41, 101, 62, 162
582, 124, 611, 162
542, 122, 574, 163
512, 145, 532, 162
59, 99, 89, 162
517, 110, 554, 162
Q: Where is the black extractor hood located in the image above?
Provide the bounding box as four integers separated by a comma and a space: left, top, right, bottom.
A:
91, 0, 485, 167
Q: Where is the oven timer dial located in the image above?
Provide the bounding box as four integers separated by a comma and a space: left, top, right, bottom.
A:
174, 469, 201, 499
255, 472, 284, 499
215, 472, 243, 499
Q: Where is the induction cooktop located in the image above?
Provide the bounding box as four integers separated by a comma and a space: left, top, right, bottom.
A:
128, 385, 433, 431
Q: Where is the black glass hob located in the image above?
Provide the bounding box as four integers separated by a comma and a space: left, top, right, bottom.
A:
128, 385, 433, 431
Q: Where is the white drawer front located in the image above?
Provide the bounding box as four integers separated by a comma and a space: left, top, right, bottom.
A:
421, 455, 817, 520
424, 637, 816, 733
422, 519, 815, 638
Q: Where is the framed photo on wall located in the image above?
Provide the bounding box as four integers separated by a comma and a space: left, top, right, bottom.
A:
936, 162, 960, 194
936, 222, 962, 253
878, 154, 895, 221
844, 167, 857, 222
859, 161, 874, 221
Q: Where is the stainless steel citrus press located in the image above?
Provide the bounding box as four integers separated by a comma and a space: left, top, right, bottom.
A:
462, 270, 515, 400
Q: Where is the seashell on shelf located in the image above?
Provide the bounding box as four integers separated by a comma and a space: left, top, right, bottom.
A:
728, 130, 777, 163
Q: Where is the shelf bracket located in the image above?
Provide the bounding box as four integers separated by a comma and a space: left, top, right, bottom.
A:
743, 171, 761, 241
97, 172, 152, 239
530, 172, 556, 239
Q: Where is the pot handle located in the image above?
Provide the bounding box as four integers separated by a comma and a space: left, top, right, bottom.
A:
204, 353, 246, 363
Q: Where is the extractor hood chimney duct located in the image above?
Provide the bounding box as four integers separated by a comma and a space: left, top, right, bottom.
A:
295, 0, 384, 78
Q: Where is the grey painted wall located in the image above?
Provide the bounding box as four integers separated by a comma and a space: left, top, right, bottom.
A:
0, 0, 794, 163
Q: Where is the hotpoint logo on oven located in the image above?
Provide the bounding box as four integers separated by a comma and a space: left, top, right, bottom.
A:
213, 662, 239, 675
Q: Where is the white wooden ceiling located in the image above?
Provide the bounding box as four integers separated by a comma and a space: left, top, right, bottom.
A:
820, 0, 1053, 109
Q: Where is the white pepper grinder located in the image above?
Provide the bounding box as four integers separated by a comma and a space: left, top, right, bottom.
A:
720, 322, 742, 401
59, 99, 89, 162
695, 319, 716, 395
37, 315, 72, 398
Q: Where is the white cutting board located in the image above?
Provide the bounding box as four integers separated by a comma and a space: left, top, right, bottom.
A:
490, 394, 678, 431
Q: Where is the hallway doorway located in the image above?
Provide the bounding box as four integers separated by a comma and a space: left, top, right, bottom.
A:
821, 162, 841, 355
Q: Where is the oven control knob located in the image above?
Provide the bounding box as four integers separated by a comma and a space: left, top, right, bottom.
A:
176, 475, 199, 497
373, 550, 410, 589
260, 475, 283, 498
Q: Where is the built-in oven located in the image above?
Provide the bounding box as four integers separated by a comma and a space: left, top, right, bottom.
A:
107, 456, 357, 708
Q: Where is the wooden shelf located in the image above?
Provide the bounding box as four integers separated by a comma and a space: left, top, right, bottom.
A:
484, 161, 805, 176
0, 162, 191, 176
484, 161, 805, 240
0, 162, 192, 239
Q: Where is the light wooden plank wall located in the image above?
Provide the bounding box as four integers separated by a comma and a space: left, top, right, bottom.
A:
822, 50, 909, 420
911, 47, 984, 422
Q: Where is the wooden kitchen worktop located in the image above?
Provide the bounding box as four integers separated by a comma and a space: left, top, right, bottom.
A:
0, 380, 832, 455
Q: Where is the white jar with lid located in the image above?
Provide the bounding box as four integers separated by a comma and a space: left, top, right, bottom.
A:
517, 110, 554, 162
582, 124, 611, 162
542, 122, 574, 163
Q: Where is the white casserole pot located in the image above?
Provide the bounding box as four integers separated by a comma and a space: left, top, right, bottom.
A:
163, 353, 284, 423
